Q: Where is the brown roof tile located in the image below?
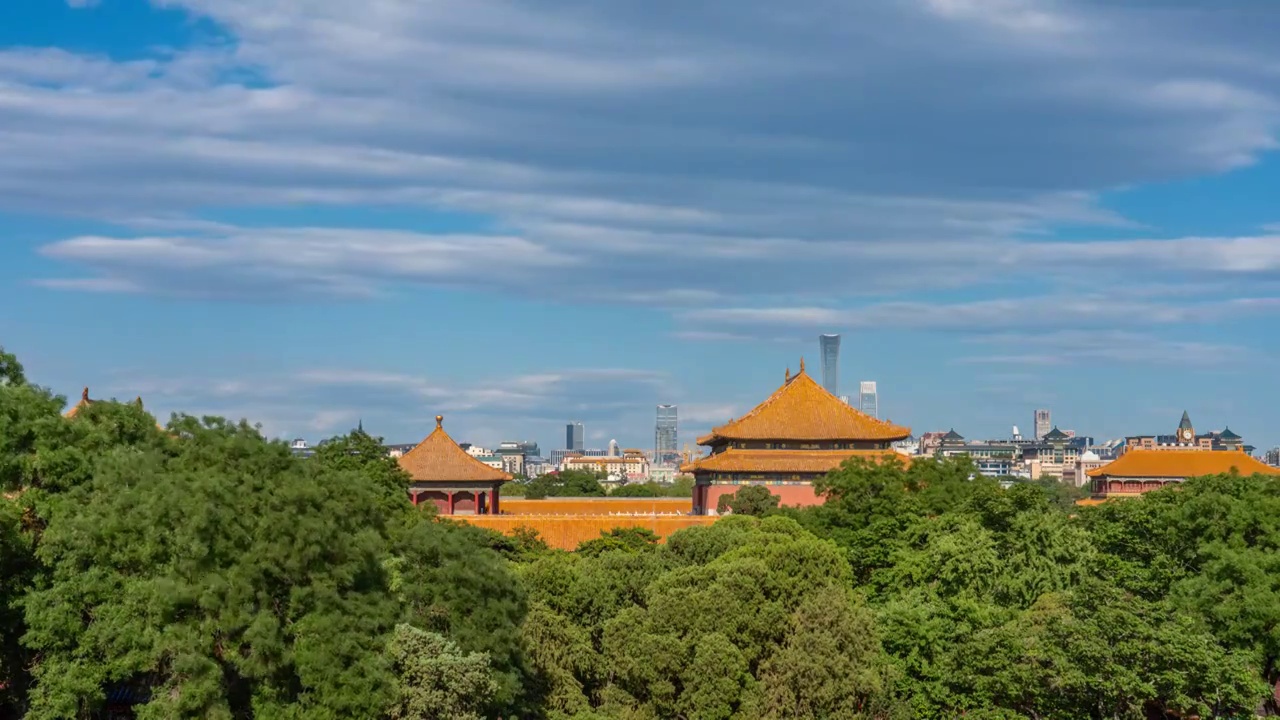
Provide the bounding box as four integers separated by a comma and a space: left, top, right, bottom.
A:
398, 416, 512, 483
682, 448, 910, 474
698, 367, 910, 444
1088, 449, 1280, 479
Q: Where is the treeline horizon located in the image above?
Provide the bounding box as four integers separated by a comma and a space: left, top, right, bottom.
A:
4, 345, 1280, 719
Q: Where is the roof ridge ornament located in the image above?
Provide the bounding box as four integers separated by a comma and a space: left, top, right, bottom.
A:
435, 415, 444, 429
81, 386, 90, 402
799, 357, 805, 373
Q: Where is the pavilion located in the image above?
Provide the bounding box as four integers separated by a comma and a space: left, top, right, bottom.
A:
682, 360, 911, 514
398, 415, 511, 514
1088, 448, 1280, 500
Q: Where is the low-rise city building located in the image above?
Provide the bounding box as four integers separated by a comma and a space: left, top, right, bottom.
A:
563, 452, 650, 482
1124, 412, 1248, 452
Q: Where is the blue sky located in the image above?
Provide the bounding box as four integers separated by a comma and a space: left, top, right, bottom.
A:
2, 0, 1279, 454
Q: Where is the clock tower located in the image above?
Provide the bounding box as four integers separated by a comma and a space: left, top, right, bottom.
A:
1176, 411, 1195, 444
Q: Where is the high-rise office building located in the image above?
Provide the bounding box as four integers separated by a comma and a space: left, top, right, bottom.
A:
858, 381, 879, 419
608, 439, 620, 457
655, 404, 678, 464
565, 422, 584, 451
1034, 409, 1051, 440
819, 334, 841, 396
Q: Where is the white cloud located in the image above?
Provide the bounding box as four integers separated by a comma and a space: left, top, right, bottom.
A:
8, 0, 1280, 386
38, 229, 574, 299
678, 295, 1280, 334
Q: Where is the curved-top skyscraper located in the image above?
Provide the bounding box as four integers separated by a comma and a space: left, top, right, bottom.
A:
819, 334, 841, 396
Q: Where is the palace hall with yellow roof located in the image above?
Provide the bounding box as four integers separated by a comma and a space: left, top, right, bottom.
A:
682, 360, 911, 515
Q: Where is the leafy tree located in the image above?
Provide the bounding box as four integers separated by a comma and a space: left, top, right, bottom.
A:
0, 381, 73, 493
1025, 477, 1089, 513
951, 583, 1265, 719
312, 426, 415, 521
758, 586, 899, 719
576, 527, 660, 557
609, 482, 661, 498
21, 417, 400, 719
0, 495, 34, 715
525, 470, 606, 499
386, 624, 497, 720
599, 517, 875, 718
0, 346, 24, 386
388, 518, 531, 715
716, 484, 780, 516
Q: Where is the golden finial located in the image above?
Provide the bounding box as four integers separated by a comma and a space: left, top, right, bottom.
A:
435, 415, 444, 429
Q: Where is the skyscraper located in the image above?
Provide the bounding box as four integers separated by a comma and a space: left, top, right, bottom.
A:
819, 334, 841, 396
565, 422, 584, 451
1034, 409, 1051, 440
859, 381, 879, 419
655, 404, 678, 464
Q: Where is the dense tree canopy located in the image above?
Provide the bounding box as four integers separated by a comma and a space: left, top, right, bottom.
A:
520, 470, 607, 499
1, 345, 1278, 719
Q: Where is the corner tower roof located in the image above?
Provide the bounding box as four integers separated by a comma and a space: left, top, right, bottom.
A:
398, 415, 512, 483
697, 365, 910, 445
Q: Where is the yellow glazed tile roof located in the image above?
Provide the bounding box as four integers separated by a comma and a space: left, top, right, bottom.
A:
697, 365, 910, 444
398, 416, 512, 483
64, 387, 96, 418
1088, 449, 1280, 479
681, 448, 910, 474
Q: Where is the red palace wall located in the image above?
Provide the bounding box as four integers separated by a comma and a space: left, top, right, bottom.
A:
698, 483, 826, 514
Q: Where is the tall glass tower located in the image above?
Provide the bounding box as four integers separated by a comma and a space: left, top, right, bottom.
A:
655, 404, 678, 464
819, 334, 841, 396
565, 422, 584, 451
858, 381, 879, 419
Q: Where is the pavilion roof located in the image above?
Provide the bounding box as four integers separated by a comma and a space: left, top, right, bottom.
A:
64, 387, 96, 418
65, 388, 163, 429
682, 448, 910, 474
1042, 426, 1070, 441
398, 416, 512, 483
696, 363, 910, 445
1087, 449, 1279, 479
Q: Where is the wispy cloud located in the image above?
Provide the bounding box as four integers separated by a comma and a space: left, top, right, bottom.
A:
952, 330, 1254, 367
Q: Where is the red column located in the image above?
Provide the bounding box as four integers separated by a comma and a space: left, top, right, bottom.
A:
411, 492, 419, 507
492, 485, 500, 515
447, 492, 455, 515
